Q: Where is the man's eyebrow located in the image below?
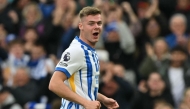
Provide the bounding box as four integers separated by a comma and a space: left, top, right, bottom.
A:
88, 21, 102, 23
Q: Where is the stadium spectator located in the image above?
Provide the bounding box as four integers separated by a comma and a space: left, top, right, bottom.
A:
23, 27, 39, 54
139, 38, 170, 78
0, 84, 22, 109
179, 102, 189, 109
1, 39, 30, 87
160, 46, 190, 108
57, 14, 80, 58
132, 72, 174, 109
135, 0, 168, 66
0, 0, 19, 34
42, 0, 77, 55
180, 88, 190, 109
99, 63, 134, 109
122, 1, 142, 37
154, 100, 174, 109
175, 0, 190, 33
10, 67, 38, 107
101, 5, 136, 70
19, 2, 45, 38
27, 42, 54, 83
165, 13, 189, 49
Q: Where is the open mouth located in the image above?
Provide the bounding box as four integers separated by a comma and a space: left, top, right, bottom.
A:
93, 32, 99, 36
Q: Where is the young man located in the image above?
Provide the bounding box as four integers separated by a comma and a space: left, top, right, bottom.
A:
49, 6, 119, 109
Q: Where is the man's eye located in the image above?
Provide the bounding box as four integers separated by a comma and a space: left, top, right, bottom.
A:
89, 23, 94, 25
98, 22, 102, 25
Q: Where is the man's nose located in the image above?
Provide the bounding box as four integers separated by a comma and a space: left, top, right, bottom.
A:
94, 23, 99, 28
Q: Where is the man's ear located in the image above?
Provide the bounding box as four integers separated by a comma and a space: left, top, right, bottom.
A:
79, 22, 83, 30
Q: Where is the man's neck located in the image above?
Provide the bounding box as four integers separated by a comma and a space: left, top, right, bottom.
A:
79, 35, 95, 48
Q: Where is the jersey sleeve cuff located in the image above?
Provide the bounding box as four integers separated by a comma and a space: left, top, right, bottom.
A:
55, 67, 71, 78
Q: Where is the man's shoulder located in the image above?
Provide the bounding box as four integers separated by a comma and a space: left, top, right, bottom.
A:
67, 44, 84, 53
63, 44, 84, 59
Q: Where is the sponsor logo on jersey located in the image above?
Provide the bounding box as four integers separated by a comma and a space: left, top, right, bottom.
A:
59, 62, 68, 67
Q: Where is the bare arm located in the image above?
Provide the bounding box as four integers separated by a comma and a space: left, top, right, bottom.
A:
97, 93, 119, 108
49, 71, 88, 106
97, 93, 107, 102
122, 2, 138, 24
144, 0, 160, 18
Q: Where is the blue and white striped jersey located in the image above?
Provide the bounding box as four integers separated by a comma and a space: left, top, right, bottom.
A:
55, 36, 100, 109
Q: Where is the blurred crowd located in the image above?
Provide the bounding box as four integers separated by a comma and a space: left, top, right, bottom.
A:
1, 0, 190, 109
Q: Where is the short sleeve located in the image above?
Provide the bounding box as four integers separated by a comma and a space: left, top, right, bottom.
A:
55, 47, 84, 78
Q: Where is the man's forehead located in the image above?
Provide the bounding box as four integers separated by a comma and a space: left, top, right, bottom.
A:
82, 14, 102, 22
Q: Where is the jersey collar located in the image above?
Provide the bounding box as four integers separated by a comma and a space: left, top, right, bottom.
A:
75, 36, 95, 51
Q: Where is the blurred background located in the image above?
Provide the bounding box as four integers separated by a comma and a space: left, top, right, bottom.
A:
0, 0, 190, 109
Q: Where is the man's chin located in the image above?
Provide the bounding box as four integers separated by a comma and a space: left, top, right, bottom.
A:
93, 39, 99, 43
90, 40, 98, 46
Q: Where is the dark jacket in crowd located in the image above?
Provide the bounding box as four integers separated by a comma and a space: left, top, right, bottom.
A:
131, 89, 174, 109
160, 61, 190, 88
99, 76, 134, 109
10, 80, 39, 106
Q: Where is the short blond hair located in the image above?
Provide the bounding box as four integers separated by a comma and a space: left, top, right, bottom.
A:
22, 2, 42, 22
79, 6, 101, 19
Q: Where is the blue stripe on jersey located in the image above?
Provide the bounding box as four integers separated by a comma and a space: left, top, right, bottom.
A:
75, 36, 95, 51
61, 99, 66, 109
94, 87, 98, 100
94, 54, 100, 71
79, 70, 84, 91
55, 67, 71, 78
67, 102, 73, 109
75, 103, 79, 109
92, 52, 98, 72
81, 45, 93, 100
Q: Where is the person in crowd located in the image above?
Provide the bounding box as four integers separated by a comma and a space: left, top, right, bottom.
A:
102, 5, 136, 71
57, 14, 80, 58
134, 0, 169, 66
0, 0, 19, 34
179, 102, 189, 109
132, 72, 174, 109
154, 100, 174, 109
42, 0, 77, 56
0, 21, 16, 50
99, 62, 134, 109
179, 88, 190, 109
160, 46, 190, 108
139, 38, 170, 78
175, 0, 190, 33
27, 41, 54, 83
0, 84, 22, 109
165, 13, 189, 49
19, 2, 45, 38
38, 0, 55, 19
1, 39, 30, 86
11, 0, 31, 24
23, 27, 39, 54
10, 67, 38, 107
122, 1, 142, 37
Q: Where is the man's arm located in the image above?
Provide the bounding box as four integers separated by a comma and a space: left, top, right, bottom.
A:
97, 93, 107, 102
49, 71, 100, 108
97, 93, 119, 108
